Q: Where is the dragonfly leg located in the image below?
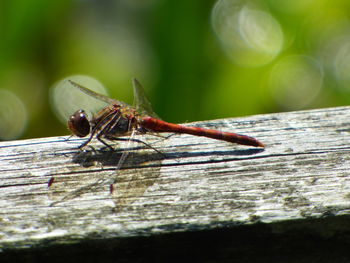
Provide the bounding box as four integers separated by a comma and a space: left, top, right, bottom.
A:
64, 135, 74, 142
78, 127, 99, 149
79, 136, 93, 149
96, 135, 114, 150
146, 132, 175, 141
106, 136, 165, 157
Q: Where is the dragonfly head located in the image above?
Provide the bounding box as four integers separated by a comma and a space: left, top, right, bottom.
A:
67, 109, 91, 137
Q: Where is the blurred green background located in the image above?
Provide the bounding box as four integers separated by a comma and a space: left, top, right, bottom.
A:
0, 0, 350, 140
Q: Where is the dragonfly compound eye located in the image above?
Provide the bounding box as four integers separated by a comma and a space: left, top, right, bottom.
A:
67, 109, 91, 137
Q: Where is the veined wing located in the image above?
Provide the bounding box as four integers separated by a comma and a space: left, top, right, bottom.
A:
132, 78, 160, 119
69, 80, 128, 107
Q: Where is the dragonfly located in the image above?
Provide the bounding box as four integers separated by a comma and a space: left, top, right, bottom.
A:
50, 79, 264, 206
67, 79, 264, 152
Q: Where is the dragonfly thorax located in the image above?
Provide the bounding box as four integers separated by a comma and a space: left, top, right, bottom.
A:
89, 104, 140, 137
106, 115, 133, 135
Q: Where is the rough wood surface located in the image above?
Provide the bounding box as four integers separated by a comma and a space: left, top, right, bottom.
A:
1, 106, 350, 258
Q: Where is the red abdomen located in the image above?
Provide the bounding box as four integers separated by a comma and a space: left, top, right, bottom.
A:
141, 116, 264, 147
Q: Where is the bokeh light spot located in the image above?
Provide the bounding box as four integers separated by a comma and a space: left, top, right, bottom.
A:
332, 35, 350, 90
50, 75, 108, 125
0, 90, 28, 140
269, 55, 323, 110
238, 7, 283, 57
212, 0, 283, 67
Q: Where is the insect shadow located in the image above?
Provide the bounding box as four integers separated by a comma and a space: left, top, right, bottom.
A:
71, 145, 166, 169
49, 145, 166, 208
65, 143, 264, 207
72, 143, 265, 170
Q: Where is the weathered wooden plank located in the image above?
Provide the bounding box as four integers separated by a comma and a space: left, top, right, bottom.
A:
1, 106, 350, 260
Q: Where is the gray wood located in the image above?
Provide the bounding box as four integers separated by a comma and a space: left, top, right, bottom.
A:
1, 106, 350, 257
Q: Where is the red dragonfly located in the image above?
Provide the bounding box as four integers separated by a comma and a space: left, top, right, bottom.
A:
67, 79, 264, 151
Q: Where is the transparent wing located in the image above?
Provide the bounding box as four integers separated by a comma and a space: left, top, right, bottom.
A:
132, 78, 160, 118
69, 80, 129, 107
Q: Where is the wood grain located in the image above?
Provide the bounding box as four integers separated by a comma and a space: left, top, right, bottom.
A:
1, 106, 350, 258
